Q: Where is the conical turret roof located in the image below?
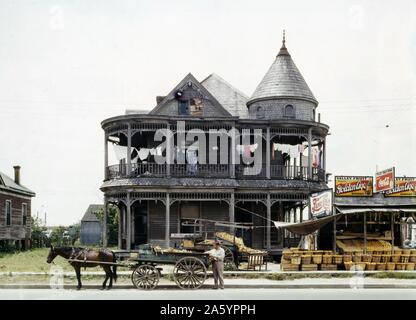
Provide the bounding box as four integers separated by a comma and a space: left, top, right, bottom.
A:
248, 33, 317, 105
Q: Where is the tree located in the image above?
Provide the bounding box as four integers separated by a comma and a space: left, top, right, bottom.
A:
95, 205, 119, 246
50, 226, 67, 246
31, 216, 47, 248
68, 222, 81, 245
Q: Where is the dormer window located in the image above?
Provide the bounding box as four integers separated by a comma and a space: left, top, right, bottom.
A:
178, 100, 189, 115
284, 104, 295, 118
256, 106, 265, 119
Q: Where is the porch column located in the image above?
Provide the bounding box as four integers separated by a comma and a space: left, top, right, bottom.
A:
323, 137, 326, 172
307, 127, 312, 180
230, 126, 236, 179
229, 193, 235, 234
118, 205, 123, 249
126, 193, 131, 250
103, 198, 108, 248
127, 123, 132, 176
104, 132, 108, 180
166, 123, 171, 177
165, 193, 170, 248
266, 193, 271, 249
266, 127, 271, 179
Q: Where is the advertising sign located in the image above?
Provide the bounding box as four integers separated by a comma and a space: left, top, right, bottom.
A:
375, 167, 395, 193
310, 190, 332, 218
384, 177, 416, 197
335, 176, 373, 197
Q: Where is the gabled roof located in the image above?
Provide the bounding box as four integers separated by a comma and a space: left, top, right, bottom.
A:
0, 171, 35, 197
248, 38, 317, 105
81, 204, 103, 222
149, 73, 233, 117
201, 73, 249, 118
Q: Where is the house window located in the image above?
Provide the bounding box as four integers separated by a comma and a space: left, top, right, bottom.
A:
5, 200, 11, 226
178, 100, 189, 115
256, 106, 265, 119
22, 203, 27, 226
284, 104, 295, 118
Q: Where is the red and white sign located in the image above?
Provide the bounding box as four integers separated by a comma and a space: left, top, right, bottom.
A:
310, 190, 332, 217
375, 167, 395, 193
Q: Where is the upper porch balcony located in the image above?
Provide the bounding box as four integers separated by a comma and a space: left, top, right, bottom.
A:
105, 163, 326, 182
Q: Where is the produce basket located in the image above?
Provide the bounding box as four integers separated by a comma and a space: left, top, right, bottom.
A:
410, 250, 416, 256
353, 254, 362, 263
376, 263, 386, 271
395, 263, 406, 271
354, 262, 366, 271
401, 255, 410, 263
301, 255, 312, 264
291, 255, 301, 265
409, 255, 416, 263
391, 255, 401, 263
380, 254, 391, 263
402, 249, 411, 255
312, 255, 323, 264
393, 249, 402, 255
366, 262, 376, 271
343, 255, 352, 263
405, 263, 415, 271
362, 254, 372, 263
386, 263, 396, 271
372, 255, 381, 263
333, 255, 343, 264
282, 250, 292, 260
344, 262, 353, 271
322, 255, 333, 264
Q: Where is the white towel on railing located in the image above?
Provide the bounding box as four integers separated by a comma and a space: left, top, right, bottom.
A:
138, 148, 150, 160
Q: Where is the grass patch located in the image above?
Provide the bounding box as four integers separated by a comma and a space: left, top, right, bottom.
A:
367, 272, 416, 279
0, 247, 117, 272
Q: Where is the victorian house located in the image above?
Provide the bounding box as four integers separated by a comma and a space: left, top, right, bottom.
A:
100, 36, 329, 255
0, 166, 35, 249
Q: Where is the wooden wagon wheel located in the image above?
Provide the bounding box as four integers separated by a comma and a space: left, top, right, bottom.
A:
223, 246, 237, 270
131, 264, 160, 290
173, 257, 207, 289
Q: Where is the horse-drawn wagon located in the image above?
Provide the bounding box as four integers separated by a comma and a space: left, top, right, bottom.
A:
127, 244, 210, 290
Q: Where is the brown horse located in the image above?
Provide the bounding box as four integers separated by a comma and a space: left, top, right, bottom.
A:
46, 245, 117, 290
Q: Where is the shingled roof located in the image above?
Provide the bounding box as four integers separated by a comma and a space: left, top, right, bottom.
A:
81, 204, 103, 222
248, 36, 317, 105
0, 170, 35, 197
201, 73, 249, 118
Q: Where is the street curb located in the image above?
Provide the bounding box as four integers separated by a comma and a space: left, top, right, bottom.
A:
1, 284, 416, 290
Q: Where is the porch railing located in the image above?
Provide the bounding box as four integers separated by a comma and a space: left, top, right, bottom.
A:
105, 163, 326, 182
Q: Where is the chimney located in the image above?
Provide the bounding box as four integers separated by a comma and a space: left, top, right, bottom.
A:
13, 165, 21, 185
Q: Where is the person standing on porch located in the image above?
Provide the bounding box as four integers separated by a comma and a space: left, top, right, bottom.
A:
205, 240, 225, 289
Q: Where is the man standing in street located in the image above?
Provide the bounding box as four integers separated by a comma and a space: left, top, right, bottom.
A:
205, 240, 225, 289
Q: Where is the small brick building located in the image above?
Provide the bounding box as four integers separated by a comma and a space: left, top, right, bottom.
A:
0, 166, 35, 249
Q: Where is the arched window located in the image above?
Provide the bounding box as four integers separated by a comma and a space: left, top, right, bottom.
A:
256, 106, 265, 118
284, 104, 295, 118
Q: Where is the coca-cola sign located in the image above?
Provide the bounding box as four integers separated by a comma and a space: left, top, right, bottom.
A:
375, 167, 395, 193
335, 176, 373, 197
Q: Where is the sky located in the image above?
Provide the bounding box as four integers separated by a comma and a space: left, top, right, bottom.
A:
0, 0, 415, 226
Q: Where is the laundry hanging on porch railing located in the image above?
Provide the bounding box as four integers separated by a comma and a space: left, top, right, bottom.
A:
113, 144, 139, 162
236, 143, 258, 156
273, 143, 305, 159
312, 146, 321, 168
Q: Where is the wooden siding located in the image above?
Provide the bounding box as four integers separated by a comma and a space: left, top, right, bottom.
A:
0, 193, 31, 240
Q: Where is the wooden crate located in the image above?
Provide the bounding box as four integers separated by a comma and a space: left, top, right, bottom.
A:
281, 263, 299, 271
301, 264, 318, 271
321, 264, 337, 271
